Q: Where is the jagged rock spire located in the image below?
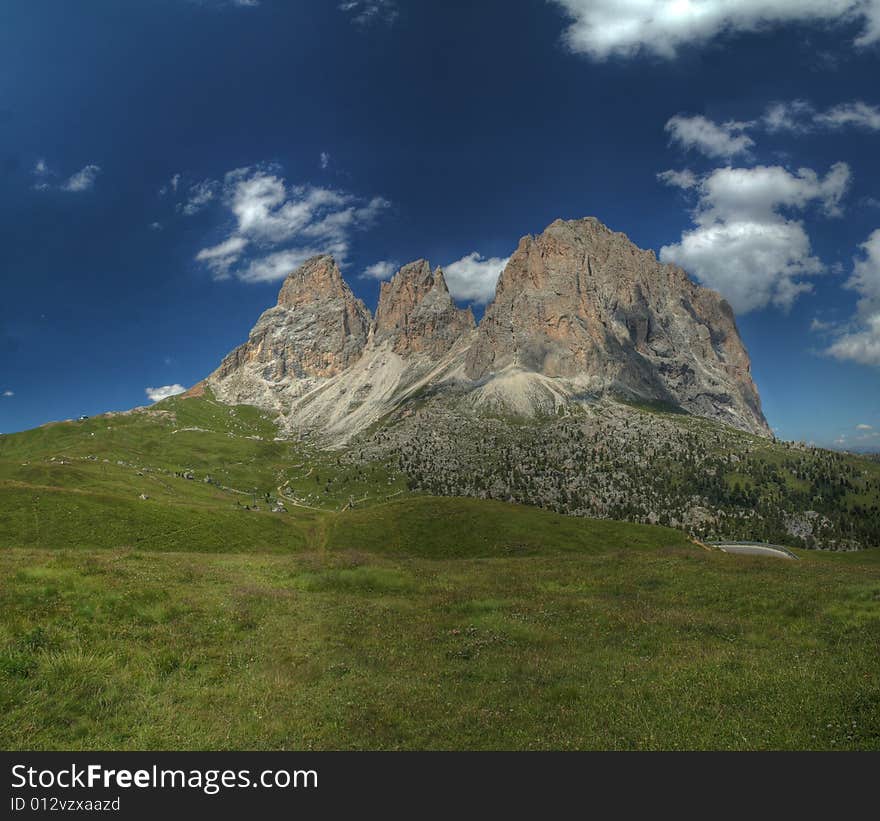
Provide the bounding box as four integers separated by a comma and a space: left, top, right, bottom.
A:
208, 256, 372, 407
373, 259, 475, 356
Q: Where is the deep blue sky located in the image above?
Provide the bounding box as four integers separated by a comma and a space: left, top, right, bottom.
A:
1, 0, 878, 449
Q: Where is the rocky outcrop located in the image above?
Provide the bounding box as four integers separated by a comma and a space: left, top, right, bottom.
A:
201, 218, 770, 442
373, 260, 475, 356
207, 255, 371, 408
465, 218, 768, 434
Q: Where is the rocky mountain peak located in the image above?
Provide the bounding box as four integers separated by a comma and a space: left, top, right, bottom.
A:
206, 255, 371, 408
373, 259, 475, 357
202, 217, 769, 440
466, 217, 768, 434
276, 254, 351, 309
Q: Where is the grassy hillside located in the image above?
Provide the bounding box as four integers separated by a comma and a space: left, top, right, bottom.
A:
0, 393, 407, 556
325, 496, 686, 558
1, 393, 879, 750
366, 398, 880, 550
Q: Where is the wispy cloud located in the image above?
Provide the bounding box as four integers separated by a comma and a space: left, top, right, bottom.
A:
810, 317, 835, 333
178, 179, 220, 216
159, 173, 181, 197
192, 164, 390, 282
764, 100, 880, 133
61, 164, 101, 192
665, 115, 754, 160
320, 152, 330, 170
145, 384, 186, 402
663, 102, 880, 170
196, 0, 260, 7
32, 160, 101, 192
339, 1, 398, 26
2, 390, 13, 398
657, 169, 699, 190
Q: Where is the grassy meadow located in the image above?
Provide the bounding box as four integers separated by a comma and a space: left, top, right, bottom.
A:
0, 395, 878, 750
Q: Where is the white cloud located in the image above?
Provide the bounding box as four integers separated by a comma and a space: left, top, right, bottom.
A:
320, 151, 330, 170
764, 100, 880, 132
2, 390, 13, 398
857, 423, 874, 430
196, 235, 249, 261
697, 163, 851, 220
443, 252, 510, 304
361, 260, 398, 280
660, 163, 851, 313
817, 101, 880, 130
195, 235, 250, 277
61, 164, 101, 192
763, 100, 815, 133
845, 229, 880, 308
810, 317, 835, 332
238, 248, 327, 284
827, 314, 880, 364
145, 384, 186, 402
550, 1, 880, 60
657, 168, 699, 189
339, 1, 398, 25
827, 229, 880, 366
159, 173, 181, 197
149, 222, 163, 231
178, 179, 219, 215
34, 160, 101, 192
665, 115, 754, 159
193, 165, 390, 282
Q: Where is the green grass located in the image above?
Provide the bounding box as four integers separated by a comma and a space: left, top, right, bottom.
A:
1, 394, 879, 750
325, 496, 687, 558
1, 541, 878, 750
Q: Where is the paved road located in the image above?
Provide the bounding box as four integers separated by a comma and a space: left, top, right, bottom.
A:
710, 542, 799, 560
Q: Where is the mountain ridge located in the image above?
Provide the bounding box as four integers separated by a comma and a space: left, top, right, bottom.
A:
203, 217, 770, 442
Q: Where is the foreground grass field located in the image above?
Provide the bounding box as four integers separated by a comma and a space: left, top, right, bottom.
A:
1, 501, 879, 750
1, 396, 878, 750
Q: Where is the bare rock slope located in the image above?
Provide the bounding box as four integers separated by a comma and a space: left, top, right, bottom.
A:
203, 218, 770, 442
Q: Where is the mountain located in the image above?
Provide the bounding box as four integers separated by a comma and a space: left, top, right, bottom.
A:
465, 219, 765, 433
202, 217, 769, 442
205, 255, 371, 412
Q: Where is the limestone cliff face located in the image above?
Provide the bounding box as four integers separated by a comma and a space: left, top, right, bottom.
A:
465, 218, 768, 434
372, 260, 475, 356
207, 255, 371, 408
201, 217, 769, 441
